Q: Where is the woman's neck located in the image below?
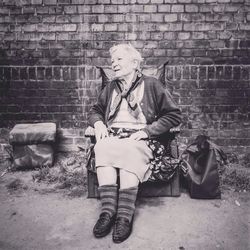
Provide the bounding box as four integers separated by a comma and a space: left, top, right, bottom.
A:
121, 71, 136, 87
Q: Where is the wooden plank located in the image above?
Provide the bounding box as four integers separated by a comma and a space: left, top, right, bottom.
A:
171, 169, 180, 197
87, 171, 99, 198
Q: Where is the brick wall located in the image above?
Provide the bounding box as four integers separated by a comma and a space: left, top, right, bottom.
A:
0, 0, 250, 154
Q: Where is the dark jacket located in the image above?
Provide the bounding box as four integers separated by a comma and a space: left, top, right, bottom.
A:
88, 75, 182, 139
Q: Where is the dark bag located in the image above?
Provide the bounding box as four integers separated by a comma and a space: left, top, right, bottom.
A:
180, 135, 227, 199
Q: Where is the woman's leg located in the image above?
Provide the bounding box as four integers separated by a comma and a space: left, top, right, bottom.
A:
96, 166, 117, 186
113, 169, 139, 243
119, 169, 139, 189
93, 166, 118, 238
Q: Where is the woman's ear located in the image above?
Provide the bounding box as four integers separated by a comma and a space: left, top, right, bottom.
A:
132, 59, 139, 70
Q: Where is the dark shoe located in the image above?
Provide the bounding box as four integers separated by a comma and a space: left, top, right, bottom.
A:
93, 212, 115, 238
112, 216, 133, 243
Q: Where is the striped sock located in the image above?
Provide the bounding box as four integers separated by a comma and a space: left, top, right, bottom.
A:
98, 185, 118, 217
117, 186, 138, 222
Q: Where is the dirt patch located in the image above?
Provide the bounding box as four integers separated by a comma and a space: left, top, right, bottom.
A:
0, 151, 249, 250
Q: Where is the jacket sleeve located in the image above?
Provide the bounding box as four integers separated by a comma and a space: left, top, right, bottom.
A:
142, 79, 182, 139
88, 84, 110, 127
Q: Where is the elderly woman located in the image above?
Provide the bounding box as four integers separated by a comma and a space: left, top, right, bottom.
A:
88, 44, 181, 243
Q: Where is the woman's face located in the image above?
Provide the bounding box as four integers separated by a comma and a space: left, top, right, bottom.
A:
111, 48, 137, 80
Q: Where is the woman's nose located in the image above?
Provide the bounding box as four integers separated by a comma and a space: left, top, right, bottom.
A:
112, 61, 118, 69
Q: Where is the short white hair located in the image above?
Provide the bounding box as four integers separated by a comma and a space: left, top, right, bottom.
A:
109, 43, 143, 70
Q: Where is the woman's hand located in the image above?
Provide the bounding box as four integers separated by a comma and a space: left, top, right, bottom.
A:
129, 130, 148, 141
94, 121, 109, 141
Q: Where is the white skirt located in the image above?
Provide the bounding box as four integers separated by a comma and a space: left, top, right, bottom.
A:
94, 137, 153, 182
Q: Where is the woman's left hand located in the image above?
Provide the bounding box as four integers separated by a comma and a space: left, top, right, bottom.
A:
129, 130, 148, 141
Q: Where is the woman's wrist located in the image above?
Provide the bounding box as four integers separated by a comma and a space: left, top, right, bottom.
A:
94, 121, 105, 128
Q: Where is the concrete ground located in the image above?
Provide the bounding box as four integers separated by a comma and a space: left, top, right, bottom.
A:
0, 171, 249, 250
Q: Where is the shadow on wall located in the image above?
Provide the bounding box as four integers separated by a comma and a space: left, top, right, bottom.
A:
0, 48, 11, 107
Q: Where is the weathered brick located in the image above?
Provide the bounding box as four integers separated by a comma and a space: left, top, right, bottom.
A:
83, 14, 98, 23
57, 0, 71, 4
144, 5, 157, 12
178, 32, 190, 40
91, 23, 103, 32
151, 32, 164, 40
44, 0, 57, 4
158, 4, 171, 12
105, 0, 119, 3
104, 5, 118, 13
32, 0, 43, 4
184, 23, 211, 31
171, 4, 184, 12
164, 13, 178, 22
240, 23, 250, 31
125, 14, 137, 22
112, 14, 125, 22
151, 14, 164, 22
199, 5, 213, 12
23, 7, 36, 14
185, 4, 199, 12
151, 0, 164, 3
63, 24, 77, 32
92, 4, 105, 13
77, 5, 91, 13
104, 23, 117, 31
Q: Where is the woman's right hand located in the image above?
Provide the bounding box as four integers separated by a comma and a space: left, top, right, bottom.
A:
94, 121, 109, 141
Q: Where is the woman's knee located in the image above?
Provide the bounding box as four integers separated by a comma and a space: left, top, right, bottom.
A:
119, 169, 139, 189
97, 166, 117, 186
